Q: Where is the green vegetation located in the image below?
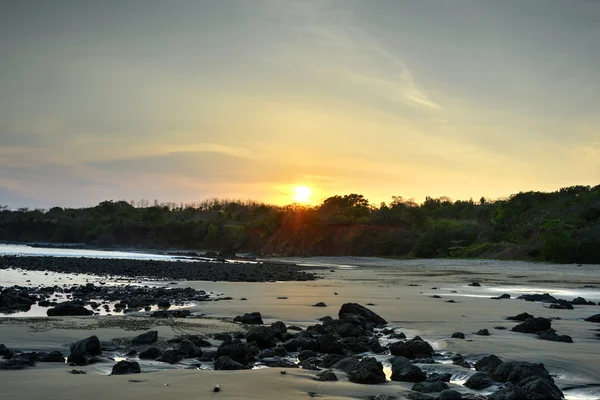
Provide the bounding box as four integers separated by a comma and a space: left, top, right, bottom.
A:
1, 185, 599, 263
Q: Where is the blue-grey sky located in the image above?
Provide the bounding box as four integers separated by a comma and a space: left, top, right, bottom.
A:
1, 0, 599, 208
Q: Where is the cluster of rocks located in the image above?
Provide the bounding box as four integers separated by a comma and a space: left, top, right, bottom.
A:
1, 302, 578, 399
0, 255, 319, 282
517, 293, 597, 308
0, 283, 211, 315
506, 313, 573, 343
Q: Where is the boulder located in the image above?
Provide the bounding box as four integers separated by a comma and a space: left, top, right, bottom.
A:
537, 330, 573, 343
341, 336, 370, 354
270, 321, 287, 338
425, 373, 451, 383
313, 302, 327, 307
475, 354, 503, 373
131, 331, 158, 345
469, 282, 481, 287
438, 390, 462, 400
332, 356, 361, 372
283, 337, 318, 352
517, 293, 557, 303
214, 355, 247, 370
139, 347, 162, 360
512, 318, 552, 333
156, 350, 183, 364
47, 302, 93, 316
0, 353, 37, 370
585, 314, 600, 323
390, 356, 427, 382
111, 360, 141, 375
0, 289, 35, 313
464, 372, 494, 389
475, 329, 490, 336
233, 312, 263, 324
320, 354, 343, 369
318, 333, 345, 355
315, 370, 338, 381
338, 303, 387, 326
451, 332, 465, 339
347, 357, 386, 384
492, 294, 511, 300
571, 297, 589, 305
177, 339, 198, 358
517, 376, 564, 400
389, 336, 434, 359
506, 312, 534, 321
216, 341, 254, 365
68, 336, 102, 366
246, 326, 277, 349
491, 361, 552, 384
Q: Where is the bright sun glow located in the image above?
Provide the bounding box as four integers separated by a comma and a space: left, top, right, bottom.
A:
293, 186, 312, 203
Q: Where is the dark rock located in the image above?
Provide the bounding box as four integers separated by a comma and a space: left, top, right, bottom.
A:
68, 336, 102, 366
111, 360, 141, 375
270, 321, 287, 338
39, 351, 65, 362
0, 344, 11, 357
438, 390, 462, 400
0, 353, 37, 370
338, 303, 387, 326
139, 347, 162, 360
517, 376, 564, 400
491, 361, 552, 384
518, 293, 558, 302
390, 356, 427, 382
320, 354, 343, 368
571, 297, 588, 305
287, 325, 303, 331
177, 339, 197, 358
389, 336, 434, 360
469, 282, 481, 287
214, 355, 247, 370
298, 350, 318, 361
585, 314, 600, 323
315, 370, 338, 381
506, 312, 534, 321
47, 302, 93, 316
246, 326, 277, 349
156, 350, 183, 364
492, 294, 511, 300
313, 302, 327, 307
347, 357, 386, 384
406, 394, 434, 400
283, 337, 318, 352
341, 336, 370, 354
318, 333, 344, 355
412, 381, 449, 393
150, 309, 191, 318
431, 295, 442, 299
475, 354, 504, 373
512, 318, 552, 334
332, 356, 361, 372
131, 331, 158, 345
536, 330, 573, 343
70, 369, 86, 374
475, 329, 490, 336
451, 332, 465, 339
217, 341, 254, 365
494, 326, 507, 330
233, 312, 263, 325
464, 372, 494, 389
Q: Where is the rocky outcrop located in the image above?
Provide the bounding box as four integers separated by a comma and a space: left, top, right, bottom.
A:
67, 336, 102, 366
111, 360, 141, 375
233, 312, 263, 325
131, 331, 158, 345
390, 356, 427, 382
347, 357, 386, 384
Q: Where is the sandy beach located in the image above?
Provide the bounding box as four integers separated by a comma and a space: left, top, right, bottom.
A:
2, 254, 600, 399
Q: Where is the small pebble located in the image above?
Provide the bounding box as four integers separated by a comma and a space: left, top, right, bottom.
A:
280, 370, 286, 375
214, 384, 220, 392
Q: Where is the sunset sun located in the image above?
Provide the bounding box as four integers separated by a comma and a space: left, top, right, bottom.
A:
292, 185, 312, 203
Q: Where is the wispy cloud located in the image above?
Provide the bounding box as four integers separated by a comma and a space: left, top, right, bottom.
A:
267, 0, 443, 111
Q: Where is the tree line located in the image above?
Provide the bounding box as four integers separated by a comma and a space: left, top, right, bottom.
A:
1, 184, 599, 263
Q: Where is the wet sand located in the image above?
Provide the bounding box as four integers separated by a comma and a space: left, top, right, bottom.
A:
2, 257, 600, 399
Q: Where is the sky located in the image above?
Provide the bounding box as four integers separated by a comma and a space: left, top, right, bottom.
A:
1, 0, 599, 209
